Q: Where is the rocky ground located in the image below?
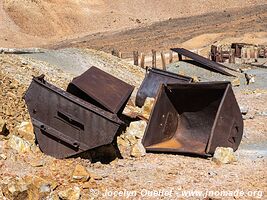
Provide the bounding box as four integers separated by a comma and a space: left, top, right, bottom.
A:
0, 49, 266, 200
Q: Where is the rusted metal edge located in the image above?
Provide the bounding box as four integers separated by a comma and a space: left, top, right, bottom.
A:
69, 66, 134, 114
147, 67, 193, 82
31, 75, 124, 125
166, 81, 231, 90
171, 48, 235, 76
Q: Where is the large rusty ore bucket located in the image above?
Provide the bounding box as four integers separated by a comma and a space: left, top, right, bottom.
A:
24, 76, 124, 158
142, 82, 243, 156
67, 66, 134, 114
135, 68, 192, 107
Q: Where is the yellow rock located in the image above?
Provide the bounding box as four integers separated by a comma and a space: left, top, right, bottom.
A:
9, 135, 32, 153
58, 186, 81, 200
231, 78, 240, 87
130, 141, 146, 158
72, 164, 90, 182
213, 147, 237, 164
141, 97, 155, 119
16, 121, 34, 142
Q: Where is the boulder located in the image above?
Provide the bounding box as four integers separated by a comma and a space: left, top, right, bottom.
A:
117, 120, 147, 158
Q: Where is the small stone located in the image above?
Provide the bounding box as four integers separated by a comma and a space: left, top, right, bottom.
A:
231, 78, 240, 87
24, 176, 58, 199
130, 141, 146, 158
212, 147, 237, 164
123, 105, 141, 118
8, 135, 32, 153
0, 154, 7, 160
1, 178, 29, 199
208, 171, 217, 176
39, 183, 51, 193
16, 121, 34, 142
88, 171, 102, 180
58, 186, 81, 200
141, 98, 155, 119
240, 106, 249, 115
29, 159, 45, 167
82, 180, 97, 189
192, 76, 200, 82
72, 164, 90, 182
125, 120, 147, 140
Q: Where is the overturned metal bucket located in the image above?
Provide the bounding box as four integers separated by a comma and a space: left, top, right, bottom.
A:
142, 82, 243, 156
67, 66, 134, 114
25, 76, 124, 158
135, 68, 192, 107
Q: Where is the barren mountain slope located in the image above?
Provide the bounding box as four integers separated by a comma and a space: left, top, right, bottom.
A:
1, 0, 267, 47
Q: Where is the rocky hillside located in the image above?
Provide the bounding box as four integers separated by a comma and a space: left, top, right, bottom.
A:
1, 0, 267, 47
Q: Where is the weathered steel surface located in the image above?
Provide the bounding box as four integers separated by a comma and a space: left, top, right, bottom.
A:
67, 66, 134, 114
142, 82, 243, 156
171, 48, 235, 76
24, 76, 123, 158
135, 68, 192, 107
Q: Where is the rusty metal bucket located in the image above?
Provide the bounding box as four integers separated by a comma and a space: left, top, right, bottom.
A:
24, 76, 124, 158
135, 68, 192, 107
142, 82, 243, 156
67, 66, 134, 114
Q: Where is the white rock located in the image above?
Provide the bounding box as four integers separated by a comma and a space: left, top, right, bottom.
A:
130, 141, 146, 157
9, 135, 32, 153
213, 147, 237, 164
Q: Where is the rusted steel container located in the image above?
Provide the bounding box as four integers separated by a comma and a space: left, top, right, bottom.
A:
67, 66, 134, 114
24, 76, 124, 158
135, 68, 192, 107
142, 82, 243, 156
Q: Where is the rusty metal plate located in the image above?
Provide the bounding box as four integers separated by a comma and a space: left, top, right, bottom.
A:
171, 48, 235, 76
24, 76, 123, 158
142, 82, 243, 156
67, 66, 134, 114
135, 68, 192, 107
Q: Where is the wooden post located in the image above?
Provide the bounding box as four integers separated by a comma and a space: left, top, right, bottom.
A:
152, 49, 156, 68
111, 49, 116, 56
254, 47, 258, 59
247, 48, 251, 59
133, 51, 139, 66
178, 53, 182, 61
140, 53, 145, 68
229, 49, 235, 64
118, 52, 122, 58
161, 52, 166, 70
169, 51, 173, 63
